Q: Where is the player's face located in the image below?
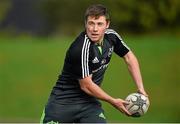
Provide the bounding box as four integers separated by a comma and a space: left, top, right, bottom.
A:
85, 16, 109, 43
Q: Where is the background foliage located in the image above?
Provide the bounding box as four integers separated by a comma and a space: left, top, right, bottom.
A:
0, 0, 180, 36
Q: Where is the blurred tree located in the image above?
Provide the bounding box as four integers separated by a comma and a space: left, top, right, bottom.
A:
158, 0, 180, 24
0, 0, 11, 27
0, 0, 47, 36
136, 1, 158, 31
42, 0, 105, 35
0, 0, 180, 36
106, 0, 136, 31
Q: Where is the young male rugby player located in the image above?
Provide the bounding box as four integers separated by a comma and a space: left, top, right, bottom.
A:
41, 4, 148, 123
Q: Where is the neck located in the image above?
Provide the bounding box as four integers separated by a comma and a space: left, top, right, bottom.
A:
97, 37, 104, 46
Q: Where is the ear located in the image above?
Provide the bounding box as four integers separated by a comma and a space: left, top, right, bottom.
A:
106, 21, 110, 28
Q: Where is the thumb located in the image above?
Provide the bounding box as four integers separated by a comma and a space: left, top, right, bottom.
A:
122, 100, 130, 105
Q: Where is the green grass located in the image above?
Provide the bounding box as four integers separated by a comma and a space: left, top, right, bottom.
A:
0, 35, 180, 122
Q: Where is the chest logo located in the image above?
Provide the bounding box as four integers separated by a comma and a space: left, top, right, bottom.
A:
108, 46, 114, 57
92, 57, 99, 63
101, 59, 106, 64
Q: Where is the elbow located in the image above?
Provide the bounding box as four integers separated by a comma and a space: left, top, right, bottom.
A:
79, 76, 94, 95
124, 51, 138, 65
79, 79, 91, 92
79, 82, 93, 96
80, 84, 88, 92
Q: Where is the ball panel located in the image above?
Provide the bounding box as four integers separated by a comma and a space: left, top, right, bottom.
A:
131, 112, 141, 117
125, 93, 150, 117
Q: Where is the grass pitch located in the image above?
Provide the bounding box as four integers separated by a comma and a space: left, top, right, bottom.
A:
0, 35, 179, 122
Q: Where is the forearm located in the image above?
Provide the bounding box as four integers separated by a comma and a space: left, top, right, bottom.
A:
79, 77, 132, 115
124, 51, 145, 91
79, 77, 115, 104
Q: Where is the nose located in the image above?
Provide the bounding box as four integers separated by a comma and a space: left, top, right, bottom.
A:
93, 24, 98, 32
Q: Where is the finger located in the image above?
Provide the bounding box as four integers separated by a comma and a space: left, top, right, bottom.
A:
138, 90, 148, 97
144, 93, 149, 97
123, 100, 130, 105
122, 107, 132, 116
140, 91, 148, 97
119, 105, 132, 116
142, 93, 148, 97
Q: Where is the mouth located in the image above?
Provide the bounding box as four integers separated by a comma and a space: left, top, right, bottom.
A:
91, 34, 99, 37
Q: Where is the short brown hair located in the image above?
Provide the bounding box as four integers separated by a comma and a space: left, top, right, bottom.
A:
85, 4, 110, 22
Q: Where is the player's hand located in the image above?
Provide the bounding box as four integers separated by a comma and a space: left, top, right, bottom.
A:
111, 98, 132, 116
138, 89, 148, 97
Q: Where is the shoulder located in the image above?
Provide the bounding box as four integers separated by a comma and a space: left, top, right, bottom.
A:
67, 31, 92, 58
105, 29, 117, 34
73, 31, 86, 45
105, 28, 130, 49
105, 29, 123, 40
70, 31, 90, 51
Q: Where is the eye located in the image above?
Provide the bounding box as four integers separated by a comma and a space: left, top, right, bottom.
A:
88, 21, 94, 26
98, 22, 104, 26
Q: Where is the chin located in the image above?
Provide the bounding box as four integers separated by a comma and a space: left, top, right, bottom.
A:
90, 37, 100, 42
91, 39, 99, 42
